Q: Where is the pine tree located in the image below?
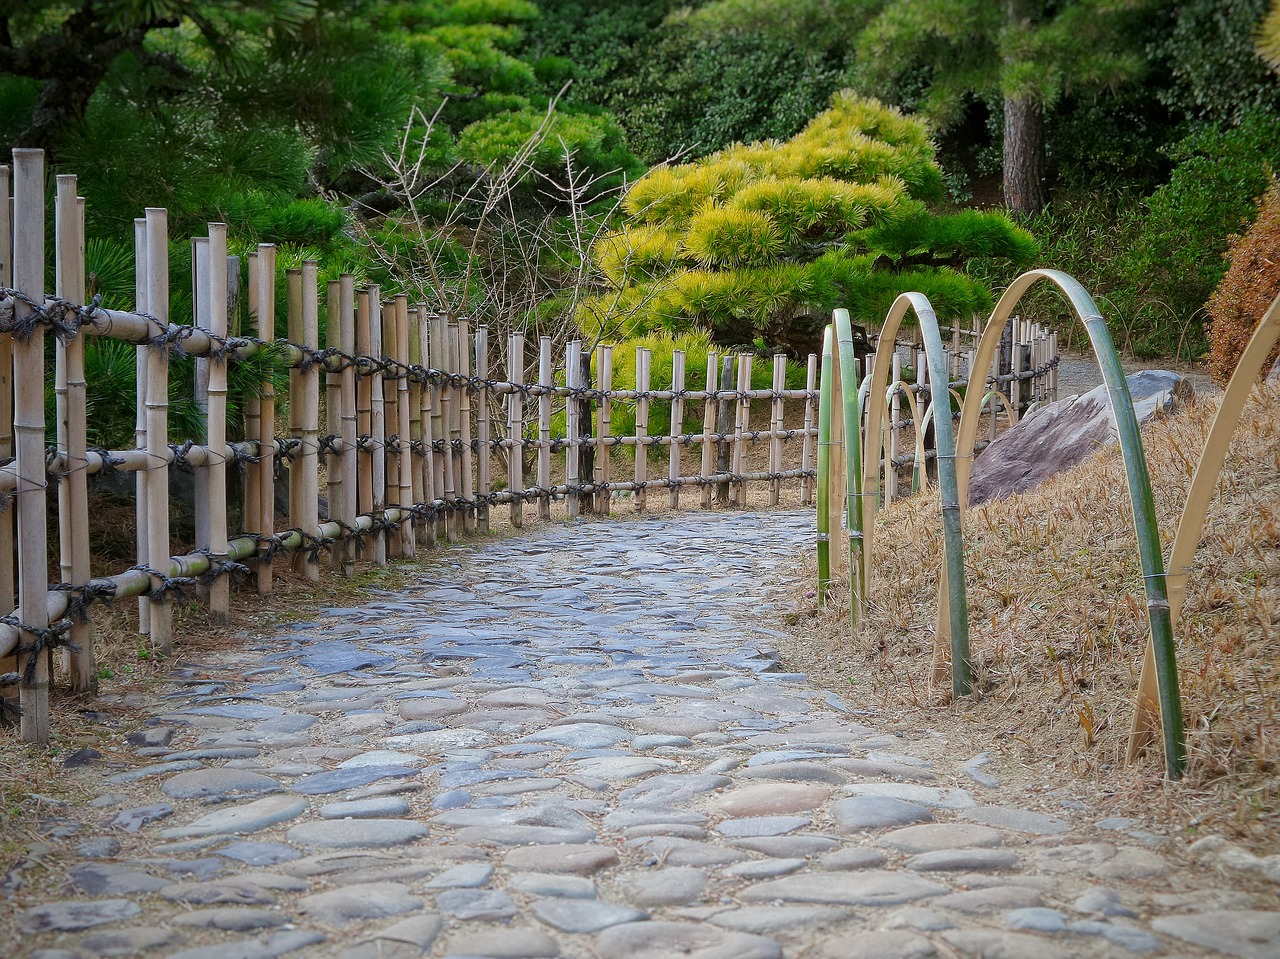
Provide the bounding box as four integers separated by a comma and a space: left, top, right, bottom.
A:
857, 0, 1151, 214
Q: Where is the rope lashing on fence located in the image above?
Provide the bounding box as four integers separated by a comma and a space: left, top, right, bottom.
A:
0, 613, 80, 683
0, 288, 104, 342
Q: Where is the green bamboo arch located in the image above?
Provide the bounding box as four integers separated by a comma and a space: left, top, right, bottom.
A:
951, 269, 1185, 779
1126, 291, 1280, 761
820, 296, 973, 697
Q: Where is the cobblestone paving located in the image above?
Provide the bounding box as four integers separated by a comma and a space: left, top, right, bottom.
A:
11, 510, 1280, 958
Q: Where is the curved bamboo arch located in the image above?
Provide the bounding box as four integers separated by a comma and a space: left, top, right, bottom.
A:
1127, 291, 1280, 759
951, 269, 1185, 779
861, 293, 972, 697
884, 380, 928, 495
832, 310, 867, 625
981, 389, 1019, 430
815, 327, 835, 605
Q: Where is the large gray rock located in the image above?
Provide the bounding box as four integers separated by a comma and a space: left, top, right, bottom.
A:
967, 370, 1190, 506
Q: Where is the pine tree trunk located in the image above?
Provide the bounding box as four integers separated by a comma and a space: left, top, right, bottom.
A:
1002, 93, 1047, 215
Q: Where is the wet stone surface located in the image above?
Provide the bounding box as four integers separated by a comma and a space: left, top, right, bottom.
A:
10, 509, 1278, 958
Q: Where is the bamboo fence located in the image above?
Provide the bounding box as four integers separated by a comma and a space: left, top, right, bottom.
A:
0, 152, 830, 743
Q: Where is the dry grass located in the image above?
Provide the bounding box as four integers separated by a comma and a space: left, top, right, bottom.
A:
785, 383, 1280, 851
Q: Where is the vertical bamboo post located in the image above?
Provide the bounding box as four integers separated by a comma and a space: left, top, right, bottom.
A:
1010, 316, 1023, 415
13, 150, 50, 742
204, 224, 230, 621
256, 245, 277, 595
426, 313, 447, 540
296, 260, 320, 580
245, 254, 262, 569
634, 346, 650, 512
508, 332, 526, 527
416, 308, 437, 545
133, 218, 150, 635
457, 320, 475, 532
355, 290, 374, 553
668, 349, 685, 509
408, 304, 430, 548
325, 279, 342, 565
192, 238, 211, 560
769, 353, 785, 506
286, 268, 304, 550
1049, 331, 1059, 401
338, 275, 357, 575
143, 206, 173, 654
474, 324, 491, 533
438, 317, 458, 542
578, 351, 595, 514
395, 295, 415, 557
888, 351, 902, 505
732, 354, 751, 507
370, 290, 387, 564
0, 165, 13, 695
54, 176, 95, 689
800, 352, 817, 506
380, 300, 401, 557
700, 351, 719, 510
714, 355, 734, 506
564, 338, 581, 518
595, 345, 612, 514
537, 335, 553, 521
0, 165, 13, 627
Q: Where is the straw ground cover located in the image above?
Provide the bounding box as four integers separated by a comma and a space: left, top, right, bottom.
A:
785, 384, 1280, 852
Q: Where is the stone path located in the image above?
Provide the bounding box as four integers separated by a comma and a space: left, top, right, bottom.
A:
9, 510, 1280, 958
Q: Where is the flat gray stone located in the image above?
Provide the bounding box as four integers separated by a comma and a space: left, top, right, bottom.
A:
287, 819, 427, 849
594, 920, 783, 959
816, 930, 937, 959
739, 871, 948, 906
630, 836, 749, 867
1007, 907, 1068, 932
164, 928, 327, 959
338, 915, 443, 959
508, 872, 598, 899
876, 823, 1004, 854
711, 783, 830, 817
933, 886, 1042, 913
722, 858, 806, 879
941, 929, 1074, 959
963, 805, 1071, 835
733, 835, 841, 858
218, 841, 302, 866
436, 888, 517, 920
19, 899, 141, 933
424, 863, 493, 888
504, 843, 618, 874
716, 816, 808, 838
532, 897, 648, 933
292, 765, 418, 795
736, 761, 850, 784
160, 878, 276, 905
162, 768, 280, 799
161, 795, 308, 839
444, 927, 560, 958
820, 848, 888, 871
572, 756, 678, 780
106, 803, 175, 832
907, 849, 1019, 871
621, 866, 708, 906
710, 906, 856, 935
319, 796, 411, 819
298, 882, 421, 923
831, 797, 933, 832
1073, 886, 1136, 917
78, 927, 174, 956
1152, 910, 1280, 959
1089, 846, 1168, 880
68, 862, 168, 895
843, 783, 975, 809
1070, 918, 1161, 952
171, 908, 287, 930
617, 774, 731, 806
523, 722, 632, 749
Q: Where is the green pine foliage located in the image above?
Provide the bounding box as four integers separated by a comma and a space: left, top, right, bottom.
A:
584, 92, 1035, 356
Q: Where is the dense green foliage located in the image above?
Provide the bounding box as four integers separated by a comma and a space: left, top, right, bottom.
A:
583, 95, 1036, 356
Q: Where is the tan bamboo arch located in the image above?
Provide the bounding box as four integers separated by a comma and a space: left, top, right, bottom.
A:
1127, 291, 1280, 758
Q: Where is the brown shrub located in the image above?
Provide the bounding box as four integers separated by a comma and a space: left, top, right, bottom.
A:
1206, 180, 1280, 385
